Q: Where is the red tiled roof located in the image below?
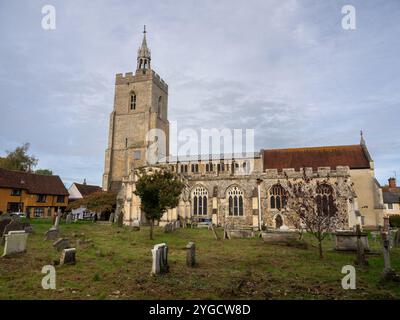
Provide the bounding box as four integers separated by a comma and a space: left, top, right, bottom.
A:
74, 183, 102, 197
263, 145, 371, 171
0, 168, 68, 195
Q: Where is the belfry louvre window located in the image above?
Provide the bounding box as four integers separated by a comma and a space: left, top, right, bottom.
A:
316, 184, 335, 216
228, 186, 244, 216
130, 93, 137, 110
270, 184, 286, 210
193, 186, 208, 215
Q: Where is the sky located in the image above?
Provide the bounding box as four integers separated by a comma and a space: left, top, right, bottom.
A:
0, 0, 399, 187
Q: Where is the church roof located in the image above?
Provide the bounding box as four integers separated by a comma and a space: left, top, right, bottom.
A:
263, 144, 371, 171
0, 168, 68, 195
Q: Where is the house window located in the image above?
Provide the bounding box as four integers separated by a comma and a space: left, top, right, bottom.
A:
270, 184, 286, 210
37, 194, 46, 203
130, 93, 136, 110
134, 150, 141, 160
192, 186, 208, 215
206, 163, 213, 172
34, 207, 44, 217
56, 195, 65, 203
10, 189, 21, 196
316, 184, 335, 216
228, 186, 244, 216
388, 203, 394, 210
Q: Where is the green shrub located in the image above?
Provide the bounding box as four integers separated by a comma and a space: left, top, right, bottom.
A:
389, 215, 400, 228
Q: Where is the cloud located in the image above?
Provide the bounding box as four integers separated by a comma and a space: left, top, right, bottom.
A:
0, 0, 399, 186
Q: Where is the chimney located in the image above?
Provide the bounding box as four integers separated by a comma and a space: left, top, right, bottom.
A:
388, 177, 396, 188
83, 178, 87, 185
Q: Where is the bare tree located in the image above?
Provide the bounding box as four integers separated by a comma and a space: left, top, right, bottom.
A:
283, 169, 354, 258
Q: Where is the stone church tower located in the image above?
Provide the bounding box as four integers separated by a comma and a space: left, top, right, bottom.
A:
102, 27, 169, 191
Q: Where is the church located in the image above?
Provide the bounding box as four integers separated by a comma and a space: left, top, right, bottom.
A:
102, 29, 384, 230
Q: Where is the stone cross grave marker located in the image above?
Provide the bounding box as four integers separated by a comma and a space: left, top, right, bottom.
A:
2, 230, 28, 257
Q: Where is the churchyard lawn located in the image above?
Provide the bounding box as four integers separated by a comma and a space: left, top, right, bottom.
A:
0, 219, 399, 300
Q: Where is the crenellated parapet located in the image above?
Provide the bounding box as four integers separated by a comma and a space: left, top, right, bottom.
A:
263, 166, 351, 179
115, 70, 168, 92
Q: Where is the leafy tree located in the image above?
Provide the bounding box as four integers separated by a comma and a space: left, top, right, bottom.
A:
0, 143, 38, 172
134, 168, 184, 240
284, 169, 354, 258
35, 169, 53, 175
67, 191, 117, 215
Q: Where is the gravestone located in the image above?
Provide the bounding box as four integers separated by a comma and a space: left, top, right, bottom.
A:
45, 227, 60, 240
2, 230, 29, 257
354, 225, 368, 267
1, 220, 25, 245
395, 229, 400, 248
132, 220, 140, 231
66, 213, 73, 224
109, 212, 115, 223
60, 248, 76, 265
0, 219, 11, 238
54, 210, 62, 229
24, 224, 34, 234
151, 243, 169, 275
164, 223, 171, 233
53, 238, 70, 251
380, 232, 398, 281
186, 242, 196, 267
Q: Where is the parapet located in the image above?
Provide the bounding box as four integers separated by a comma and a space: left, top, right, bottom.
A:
263, 166, 350, 179
115, 70, 168, 92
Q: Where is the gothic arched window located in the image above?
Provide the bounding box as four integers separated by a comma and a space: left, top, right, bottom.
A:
130, 92, 137, 110
269, 184, 286, 210
316, 184, 335, 216
227, 186, 244, 216
192, 186, 208, 215
158, 96, 162, 118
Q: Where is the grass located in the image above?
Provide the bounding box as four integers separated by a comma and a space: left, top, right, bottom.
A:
0, 219, 399, 300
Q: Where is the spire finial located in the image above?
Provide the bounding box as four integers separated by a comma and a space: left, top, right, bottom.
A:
360, 130, 366, 145
143, 25, 146, 34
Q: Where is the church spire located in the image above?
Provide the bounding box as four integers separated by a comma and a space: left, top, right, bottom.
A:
137, 25, 151, 72
360, 130, 366, 145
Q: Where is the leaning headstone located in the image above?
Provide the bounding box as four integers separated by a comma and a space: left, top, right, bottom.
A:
45, 227, 60, 241
60, 248, 76, 265
66, 213, 73, 224
2, 230, 28, 257
1, 220, 25, 245
151, 243, 169, 275
186, 242, 196, 267
53, 238, 70, 252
